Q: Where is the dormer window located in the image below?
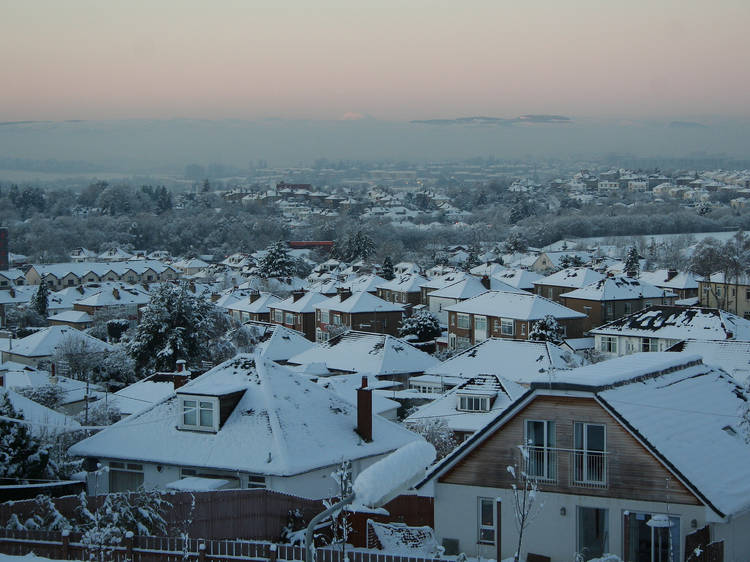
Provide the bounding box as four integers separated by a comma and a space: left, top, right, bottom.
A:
458, 395, 490, 412
179, 396, 219, 432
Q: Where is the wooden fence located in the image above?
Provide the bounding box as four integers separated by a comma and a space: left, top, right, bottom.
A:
0, 529, 445, 562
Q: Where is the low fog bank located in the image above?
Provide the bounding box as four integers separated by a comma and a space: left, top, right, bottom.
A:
0, 117, 748, 174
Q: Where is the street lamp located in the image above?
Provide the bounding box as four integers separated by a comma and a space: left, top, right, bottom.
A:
304, 441, 436, 562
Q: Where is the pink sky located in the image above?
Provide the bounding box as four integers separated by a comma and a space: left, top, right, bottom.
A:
1, 0, 748, 121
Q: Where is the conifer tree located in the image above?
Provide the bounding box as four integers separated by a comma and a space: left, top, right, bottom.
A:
381, 256, 395, 280
0, 393, 55, 483
30, 281, 49, 318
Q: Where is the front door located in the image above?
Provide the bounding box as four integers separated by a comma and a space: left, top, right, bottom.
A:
474, 315, 488, 343
577, 507, 608, 561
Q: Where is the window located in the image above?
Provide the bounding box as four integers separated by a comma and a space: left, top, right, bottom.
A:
284, 312, 295, 325
745, 289, 750, 300
455, 336, 471, 349
500, 318, 514, 336
478, 498, 495, 544
547, 288, 554, 299
573, 422, 606, 485
624, 302, 632, 315
333, 314, 341, 325
599, 336, 617, 353
525, 420, 556, 481
320, 309, 329, 323
457, 313, 471, 329
521, 323, 526, 336
180, 396, 217, 431
641, 338, 659, 352
247, 475, 266, 489
474, 315, 487, 342
577, 507, 608, 561
273, 309, 283, 323
583, 306, 592, 316
458, 395, 489, 412
109, 462, 144, 492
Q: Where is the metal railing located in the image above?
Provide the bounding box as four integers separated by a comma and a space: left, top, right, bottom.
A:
520, 446, 608, 488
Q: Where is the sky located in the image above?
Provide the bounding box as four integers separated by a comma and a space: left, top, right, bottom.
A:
2, 0, 749, 122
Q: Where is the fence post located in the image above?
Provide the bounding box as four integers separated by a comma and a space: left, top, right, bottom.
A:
125, 531, 134, 561
198, 541, 206, 562
61, 530, 70, 560
269, 544, 278, 562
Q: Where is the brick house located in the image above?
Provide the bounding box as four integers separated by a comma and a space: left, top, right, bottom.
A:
314, 289, 404, 342
269, 290, 329, 341
377, 273, 430, 309
533, 268, 605, 303
560, 275, 677, 333
444, 291, 586, 350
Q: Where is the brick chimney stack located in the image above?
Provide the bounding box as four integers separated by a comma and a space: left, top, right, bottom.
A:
356, 376, 373, 442
337, 287, 352, 301
292, 289, 306, 302
173, 360, 189, 389
481, 275, 491, 290
249, 289, 260, 303
667, 269, 678, 281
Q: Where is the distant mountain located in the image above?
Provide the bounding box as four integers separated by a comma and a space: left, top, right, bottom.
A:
669, 121, 708, 129
410, 114, 571, 125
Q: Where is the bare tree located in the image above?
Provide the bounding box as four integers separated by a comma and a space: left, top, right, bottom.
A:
507, 452, 543, 562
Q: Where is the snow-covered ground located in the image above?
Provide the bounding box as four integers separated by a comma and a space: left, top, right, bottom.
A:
0, 555, 80, 562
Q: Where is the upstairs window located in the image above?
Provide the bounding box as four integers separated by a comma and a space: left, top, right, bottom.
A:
458, 395, 490, 412
457, 313, 471, 329
500, 318, 514, 336
180, 396, 218, 432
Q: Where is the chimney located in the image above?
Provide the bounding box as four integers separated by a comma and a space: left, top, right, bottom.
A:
481, 275, 491, 290
249, 289, 260, 303
174, 360, 189, 389
292, 289, 306, 302
356, 376, 373, 442
49, 363, 58, 385
176, 359, 186, 372
112, 288, 120, 300
667, 269, 678, 281
337, 287, 352, 301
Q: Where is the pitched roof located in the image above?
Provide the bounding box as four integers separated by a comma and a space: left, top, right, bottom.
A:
271, 291, 329, 313
425, 338, 582, 383
405, 375, 526, 433
244, 322, 315, 361
225, 292, 282, 314
70, 355, 421, 476
287, 331, 439, 375
491, 268, 543, 290
317, 291, 404, 314
535, 267, 605, 289
589, 305, 750, 340
428, 276, 525, 300
560, 275, 676, 301
0, 387, 81, 436
639, 269, 702, 290
445, 291, 586, 320
6, 325, 114, 358
74, 284, 151, 307
668, 339, 750, 384
378, 273, 430, 293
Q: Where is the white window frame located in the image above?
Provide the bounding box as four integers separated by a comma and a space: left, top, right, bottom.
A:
458, 395, 489, 412
179, 395, 219, 432
573, 422, 606, 485
273, 309, 283, 323
524, 419, 556, 481
109, 461, 144, 492
500, 318, 514, 336
478, 497, 495, 545
320, 309, 329, 323
599, 335, 617, 353
457, 313, 471, 329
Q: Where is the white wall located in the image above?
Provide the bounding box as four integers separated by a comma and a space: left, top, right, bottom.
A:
711, 510, 750, 562
428, 296, 456, 326
434, 482, 710, 562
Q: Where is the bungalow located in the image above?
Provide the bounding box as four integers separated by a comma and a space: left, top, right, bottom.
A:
589, 305, 750, 358
560, 275, 677, 333
269, 290, 329, 341
69, 355, 422, 499
0, 325, 114, 367
224, 291, 281, 323
445, 291, 587, 350
72, 284, 151, 324
314, 289, 404, 341
417, 353, 750, 562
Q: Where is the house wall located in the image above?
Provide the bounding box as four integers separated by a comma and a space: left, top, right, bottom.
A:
428, 296, 458, 325
440, 395, 700, 505
561, 297, 673, 333
699, 281, 750, 319
711, 510, 750, 562
447, 312, 584, 348
433, 483, 708, 562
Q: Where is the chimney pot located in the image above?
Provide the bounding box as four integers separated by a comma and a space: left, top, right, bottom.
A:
249, 290, 260, 303
176, 360, 186, 372
292, 289, 305, 302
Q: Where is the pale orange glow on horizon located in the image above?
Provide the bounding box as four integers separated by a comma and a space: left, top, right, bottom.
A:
1, 0, 749, 122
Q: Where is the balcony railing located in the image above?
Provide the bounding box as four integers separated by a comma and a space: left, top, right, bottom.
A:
520, 446, 608, 489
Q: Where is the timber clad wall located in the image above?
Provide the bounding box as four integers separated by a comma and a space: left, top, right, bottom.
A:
440, 395, 700, 506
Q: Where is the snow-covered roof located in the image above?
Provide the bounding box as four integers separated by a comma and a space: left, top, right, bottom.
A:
534, 267, 605, 289
589, 305, 750, 341
0, 286, 37, 305
109, 376, 177, 417
4, 326, 114, 358
469, 263, 508, 277
287, 331, 439, 375
74, 285, 151, 307
669, 339, 750, 384
47, 310, 93, 324
406, 375, 526, 433
243, 322, 314, 361
445, 291, 586, 320
30, 260, 175, 279
47, 285, 104, 311
348, 274, 388, 293
378, 273, 430, 293
271, 291, 329, 313
639, 269, 702, 290
420, 271, 469, 291
428, 277, 525, 300
226, 292, 282, 315
1, 387, 81, 436
491, 268, 543, 290
166, 477, 234, 491
2, 369, 99, 405
425, 338, 582, 383
542, 250, 593, 268
317, 291, 404, 314
316, 376, 400, 417
560, 275, 676, 301
597, 362, 750, 517
70, 355, 421, 476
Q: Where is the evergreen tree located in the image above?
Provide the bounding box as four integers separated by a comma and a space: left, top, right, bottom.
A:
30, 281, 49, 318
528, 315, 564, 345
0, 393, 55, 483
624, 246, 641, 277
381, 256, 395, 280
128, 282, 217, 374
346, 230, 375, 262
257, 241, 297, 278
462, 245, 481, 272
398, 311, 442, 342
